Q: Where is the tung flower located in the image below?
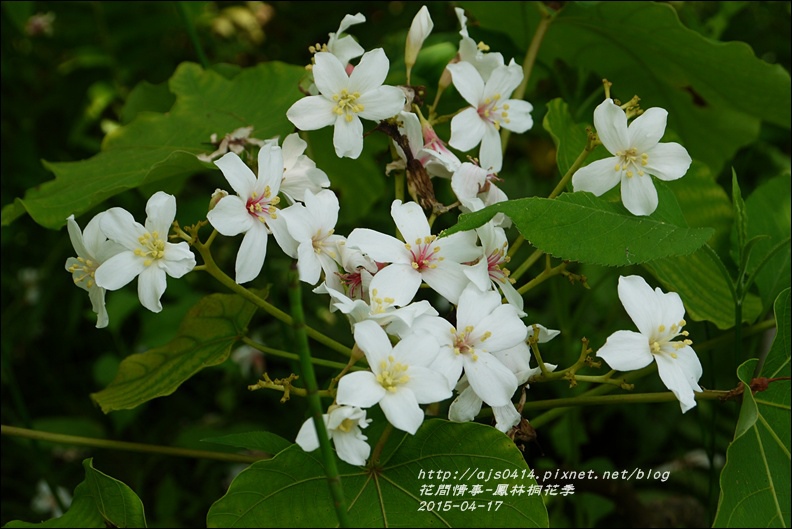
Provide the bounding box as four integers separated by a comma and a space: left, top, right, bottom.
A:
336, 320, 451, 434
287, 49, 406, 159
207, 144, 296, 284
572, 98, 692, 216
597, 275, 703, 412
95, 192, 196, 313
447, 61, 533, 173
65, 213, 124, 328
296, 404, 372, 466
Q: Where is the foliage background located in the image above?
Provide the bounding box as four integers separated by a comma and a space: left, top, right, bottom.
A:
1, 1, 789, 527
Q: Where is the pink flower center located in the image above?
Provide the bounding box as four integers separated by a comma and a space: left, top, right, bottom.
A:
405, 236, 443, 272
246, 186, 279, 223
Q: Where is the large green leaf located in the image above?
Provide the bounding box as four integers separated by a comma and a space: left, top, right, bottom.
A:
91, 292, 259, 413
714, 289, 791, 527
643, 246, 762, 330
458, 1, 791, 174
202, 431, 292, 457
207, 419, 548, 528
741, 174, 792, 312
2, 61, 305, 229
3, 459, 146, 528
441, 191, 712, 267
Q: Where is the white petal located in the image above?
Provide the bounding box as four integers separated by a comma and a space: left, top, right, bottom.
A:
297, 241, 322, 284
448, 386, 483, 423
451, 162, 487, 202
491, 343, 533, 377
332, 429, 371, 466
279, 202, 312, 242
476, 304, 527, 351
456, 284, 501, 329
161, 242, 196, 278
596, 330, 654, 371
617, 275, 662, 336
593, 99, 629, 154
463, 352, 517, 407
391, 200, 429, 243
207, 195, 254, 236
333, 114, 364, 159
257, 143, 284, 195
447, 61, 485, 107
449, 108, 485, 152
500, 99, 534, 134
421, 261, 472, 304
137, 265, 167, 313
329, 35, 365, 67
379, 388, 424, 434
267, 214, 298, 259
353, 319, 392, 368
356, 86, 406, 122
404, 365, 452, 403
313, 52, 350, 97
478, 122, 503, 173
572, 158, 622, 196
88, 284, 109, 329
628, 107, 667, 153
295, 416, 323, 452
346, 228, 408, 263
235, 225, 268, 284
286, 96, 337, 131
94, 251, 144, 291
145, 192, 177, 234
655, 346, 702, 413
435, 230, 480, 263
215, 152, 257, 198
644, 142, 692, 182
621, 174, 658, 216
370, 264, 421, 307
463, 256, 492, 292
66, 215, 89, 258
100, 208, 147, 251
336, 371, 387, 408
498, 278, 524, 314
492, 404, 521, 433
349, 48, 389, 94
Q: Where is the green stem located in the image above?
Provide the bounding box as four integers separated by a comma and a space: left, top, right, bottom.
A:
548, 143, 594, 199
368, 423, 394, 467
511, 248, 543, 283
288, 265, 349, 528
175, 2, 209, 69
500, 7, 553, 153
241, 337, 358, 372
194, 238, 353, 357
1, 425, 267, 463
516, 260, 567, 295
522, 389, 728, 412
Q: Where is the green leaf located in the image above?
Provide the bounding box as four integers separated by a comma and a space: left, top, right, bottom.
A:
731, 170, 748, 262
2, 61, 306, 229
91, 292, 259, 413
742, 174, 792, 312
714, 289, 791, 528
643, 245, 762, 330
119, 80, 175, 125
202, 431, 292, 457
207, 419, 548, 528
3, 459, 146, 528
543, 98, 586, 176
459, 1, 791, 174
441, 191, 712, 266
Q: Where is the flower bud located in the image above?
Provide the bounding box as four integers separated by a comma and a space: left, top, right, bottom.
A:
405, 6, 433, 71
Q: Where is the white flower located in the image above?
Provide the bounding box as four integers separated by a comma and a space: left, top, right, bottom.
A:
463, 221, 522, 313
447, 60, 533, 173
571, 99, 692, 216
65, 213, 124, 328
449, 324, 559, 432
279, 189, 344, 285
597, 275, 703, 412
325, 240, 380, 301
416, 284, 526, 409
336, 320, 451, 434
207, 144, 296, 284
196, 126, 267, 163
296, 405, 372, 466
451, 161, 508, 213
392, 111, 461, 179
287, 49, 406, 159
405, 6, 433, 75
278, 133, 330, 204
95, 192, 196, 313
31, 480, 72, 518
346, 200, 480, 304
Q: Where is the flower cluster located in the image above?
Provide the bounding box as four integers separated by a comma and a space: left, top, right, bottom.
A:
64, 5, 702, 470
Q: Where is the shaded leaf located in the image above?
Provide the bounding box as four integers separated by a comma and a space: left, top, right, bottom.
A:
91, 292, 259, 413
714, 289, 791, 527
202, 431, 292, 457
2, 61, 306, 229
207, 419, 548, 528
3, 459, 146, 528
